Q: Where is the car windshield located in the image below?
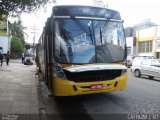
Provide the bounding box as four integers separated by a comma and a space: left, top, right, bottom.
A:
54, 18, 126, 64
154, 59, 160, 63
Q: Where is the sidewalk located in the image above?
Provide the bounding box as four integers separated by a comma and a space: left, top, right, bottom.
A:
0, 59, 42, 120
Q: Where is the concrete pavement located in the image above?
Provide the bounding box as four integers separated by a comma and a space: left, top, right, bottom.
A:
0, 59, 46, 120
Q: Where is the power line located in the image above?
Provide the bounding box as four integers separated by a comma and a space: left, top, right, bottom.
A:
29, 26, 40, 56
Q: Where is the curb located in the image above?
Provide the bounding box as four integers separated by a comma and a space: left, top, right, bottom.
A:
35, 70, 48, 120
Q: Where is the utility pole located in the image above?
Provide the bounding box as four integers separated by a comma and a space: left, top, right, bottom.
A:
30, 26, 39, 59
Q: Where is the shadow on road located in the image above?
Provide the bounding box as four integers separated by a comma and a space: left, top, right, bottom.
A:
52, 95, 98, 120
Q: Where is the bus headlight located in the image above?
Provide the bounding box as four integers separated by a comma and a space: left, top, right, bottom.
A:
54, 63, 67, 79
57, 72, 64, 78
121, 69, 127, 75
55, 66, 61, 71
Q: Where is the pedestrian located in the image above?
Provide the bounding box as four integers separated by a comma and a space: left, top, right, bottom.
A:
24, 58, 33, 65
21, 52, 25, 63
6, 51, 10, 65
0, 51, 3, 66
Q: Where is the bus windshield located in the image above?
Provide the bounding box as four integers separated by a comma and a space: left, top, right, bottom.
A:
54, 18, 126, 64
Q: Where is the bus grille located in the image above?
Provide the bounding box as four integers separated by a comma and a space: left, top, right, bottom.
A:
63, 70, 122, 82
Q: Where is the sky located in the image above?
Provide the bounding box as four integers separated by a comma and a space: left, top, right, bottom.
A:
21, 0, 160, 43
106, 0, 160, 26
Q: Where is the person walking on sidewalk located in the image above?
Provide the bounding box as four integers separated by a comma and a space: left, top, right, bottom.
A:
0, 51, 3, 66
6, 51, 10, 65
21, 52, 25, 63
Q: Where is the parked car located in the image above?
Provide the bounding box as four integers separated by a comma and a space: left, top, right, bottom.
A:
132, 56, 156, 66
131, 59, 160, 79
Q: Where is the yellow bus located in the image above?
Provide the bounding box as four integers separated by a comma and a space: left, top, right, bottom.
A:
36, 5, 128, 96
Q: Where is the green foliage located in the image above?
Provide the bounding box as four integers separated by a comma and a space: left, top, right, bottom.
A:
10, 19, 26, 56
0, 14, 7, 35
2, 14, 7, 19
0, 30, 7, 35
0, 0, 50, 20
1, 21, 7, 26
11, 36, 24, 54
10, 20, 25, 44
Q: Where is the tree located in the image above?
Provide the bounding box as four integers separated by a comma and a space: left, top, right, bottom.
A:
10, 19, 25, 46
11, 36, 24, 57
0, 14, 7, 35
10, 19, 26, 57
0, 0, 51, 20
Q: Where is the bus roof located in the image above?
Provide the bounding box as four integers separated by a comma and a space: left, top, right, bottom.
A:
51, 5, 121, 20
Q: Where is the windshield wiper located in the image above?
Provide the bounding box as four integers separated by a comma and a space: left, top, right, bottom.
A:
100, 27, 103, 44
71, 18, 95, 44
72, 18, 90, 35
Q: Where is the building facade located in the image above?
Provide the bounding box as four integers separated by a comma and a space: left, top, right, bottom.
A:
136, 26, 155, 57
0, 15, 10, 54
125, 20, 160, 59
125, 27, 136, 56
135, 25, 160, 58
126, 36, 136, 56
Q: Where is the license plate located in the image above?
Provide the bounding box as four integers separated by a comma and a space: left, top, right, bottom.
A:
91, 84, 103, 90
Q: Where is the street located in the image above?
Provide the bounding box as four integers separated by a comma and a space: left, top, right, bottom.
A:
40, 70, 160, 120
1, 61, 160, 120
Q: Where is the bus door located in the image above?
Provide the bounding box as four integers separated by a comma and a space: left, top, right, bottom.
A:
44, 35, 49, 86
47, 35, 53, 90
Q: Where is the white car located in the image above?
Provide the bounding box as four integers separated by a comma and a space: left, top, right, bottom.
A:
131, 59, 160, 79
132, 56, 155, 66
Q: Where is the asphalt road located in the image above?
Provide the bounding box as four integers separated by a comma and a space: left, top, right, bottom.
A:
40, 70, 160, 120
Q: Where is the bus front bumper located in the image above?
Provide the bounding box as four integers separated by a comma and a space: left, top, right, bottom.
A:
52, 72, 128, 96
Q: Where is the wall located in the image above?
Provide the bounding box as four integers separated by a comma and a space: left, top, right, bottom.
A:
126, 37, 136, 56
0, 36, 9, 54
136, 26, 156, 57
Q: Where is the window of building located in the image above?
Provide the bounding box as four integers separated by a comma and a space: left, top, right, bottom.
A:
138, 41, 152, 53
